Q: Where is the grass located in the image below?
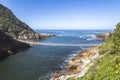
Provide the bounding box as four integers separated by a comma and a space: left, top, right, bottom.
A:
67, 53, 120, 80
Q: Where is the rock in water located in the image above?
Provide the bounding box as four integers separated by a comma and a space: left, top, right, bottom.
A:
96, 33, 109, 41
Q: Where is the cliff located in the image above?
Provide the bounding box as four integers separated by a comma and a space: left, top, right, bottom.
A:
0, 30, 30, 60
0, 4, 54, 40
0, 4, 54, 60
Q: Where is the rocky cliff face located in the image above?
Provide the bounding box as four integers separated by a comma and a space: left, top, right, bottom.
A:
0, 4, 54, 60
0, 30, 30, 60
0, 4, 53, 40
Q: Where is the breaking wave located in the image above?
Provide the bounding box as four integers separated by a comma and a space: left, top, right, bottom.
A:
79, 34, 97, 41
38, 72, 53, 80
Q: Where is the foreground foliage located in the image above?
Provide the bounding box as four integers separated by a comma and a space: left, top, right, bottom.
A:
0, 4, 45, 40
100, 23, 120, 54
75, 54, 120, 80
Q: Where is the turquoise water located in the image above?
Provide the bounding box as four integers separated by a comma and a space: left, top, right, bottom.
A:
0, 30, 110, 80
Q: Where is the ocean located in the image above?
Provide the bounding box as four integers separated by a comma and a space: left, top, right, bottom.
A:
0, 30, 110, 80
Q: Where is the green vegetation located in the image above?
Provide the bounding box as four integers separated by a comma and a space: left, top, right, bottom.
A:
100, 23, 120, 54
73, 54, 120, 80
0, 4, 43, 40
67, 23, 120, 80
0, 4, 34, 37
0, 4, 38, 59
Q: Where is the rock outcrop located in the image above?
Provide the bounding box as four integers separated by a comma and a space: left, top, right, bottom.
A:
0, 30, 30, 60
0, 4, 54, 40
96, 33, 109, 41
0, 4, 54, 60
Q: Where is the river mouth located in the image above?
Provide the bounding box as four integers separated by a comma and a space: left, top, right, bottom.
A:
0, 30, 110, 80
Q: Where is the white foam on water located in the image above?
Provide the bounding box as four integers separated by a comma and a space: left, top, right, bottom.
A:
38, 72, 53, 80
64, 53, 78, 63
79, 36, 85, 39
86, 34, 96, 38
38, 52, 79, 80
87, 38, 95, 40
79, 34, 96, 39
86, 34, 97, 40
89, 34, 96, 38
23, 41, 101, 47
59, 49, 82, 72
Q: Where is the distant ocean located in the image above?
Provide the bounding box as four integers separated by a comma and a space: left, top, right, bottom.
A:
0, 30, 110, 80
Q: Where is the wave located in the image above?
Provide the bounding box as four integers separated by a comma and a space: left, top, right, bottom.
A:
59, 33, 97, 41
60, 53, 78, 70
38, 52, 79, 80
58, 34, 78, 37
79, 36, 86, 39
79, 34, 97, 41
38, 72, 53, 80
87, 34, 96, 38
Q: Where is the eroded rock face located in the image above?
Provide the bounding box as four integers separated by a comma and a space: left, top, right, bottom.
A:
0, 31, 30, 60
0, 4, 54, 40
96, 33, 109, 41
0, 4, 55, 60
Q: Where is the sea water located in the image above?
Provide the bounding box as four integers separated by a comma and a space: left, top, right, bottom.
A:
0, 30, 110, 80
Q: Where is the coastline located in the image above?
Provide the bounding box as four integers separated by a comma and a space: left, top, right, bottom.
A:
96, 33, 109, 41
0, 3, 55, 60
0, 39, 31, 60
0, 33, 55, 60
51, 45, 105, 80
17, 32, 108, 80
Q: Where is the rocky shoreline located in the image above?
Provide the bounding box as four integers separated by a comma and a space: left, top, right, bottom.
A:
50, 33, 109, 80
0, 31, 31, 60
0, 32, 55, 60
51, 46, 105, 80
15, 32, 55, 40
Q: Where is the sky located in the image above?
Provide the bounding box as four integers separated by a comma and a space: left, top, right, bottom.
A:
0, 0, 120, 30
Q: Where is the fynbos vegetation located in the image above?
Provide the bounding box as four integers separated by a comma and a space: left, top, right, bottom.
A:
71, 23, 120, 80
100, 23, 120, 54
0, 4, 52, 40
0, 4, 53, 59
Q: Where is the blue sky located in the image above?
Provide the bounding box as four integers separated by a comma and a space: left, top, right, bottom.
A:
0, 0, 120, 30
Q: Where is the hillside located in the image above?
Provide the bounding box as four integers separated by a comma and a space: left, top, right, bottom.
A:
0, 4, 54, 60
52, 23, 120, 80
67, 23, 120, 80
0, 4, 53, 40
